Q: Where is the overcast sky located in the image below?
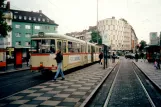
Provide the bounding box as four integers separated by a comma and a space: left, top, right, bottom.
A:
9, 0, 161, 43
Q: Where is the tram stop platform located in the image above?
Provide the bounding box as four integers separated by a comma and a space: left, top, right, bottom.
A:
0, 59, 118, 107
133, 60, 161, 91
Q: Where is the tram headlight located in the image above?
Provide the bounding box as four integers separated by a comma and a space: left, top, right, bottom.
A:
40, 62, 43, 67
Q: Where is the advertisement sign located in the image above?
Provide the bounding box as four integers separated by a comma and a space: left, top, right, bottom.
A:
102, 32, 108, 46
69, 55, 81, 64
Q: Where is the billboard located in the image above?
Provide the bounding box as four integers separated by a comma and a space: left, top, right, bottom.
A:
150, 32, 159, 45
102, 32, 108, 46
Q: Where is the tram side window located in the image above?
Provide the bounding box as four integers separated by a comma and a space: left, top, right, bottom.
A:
50, 40, 55, 53
81, 45, 85, 53
63, 41, 67, 53
68, 41, 81, 53
57, 41, 62, 51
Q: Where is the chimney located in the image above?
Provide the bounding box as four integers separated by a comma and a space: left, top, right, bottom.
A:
6, 1, 10, 10
39, 10, 42, 13
112, 16, 115, 19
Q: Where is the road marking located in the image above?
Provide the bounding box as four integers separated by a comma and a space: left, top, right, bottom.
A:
132, 63, 156, 107
103, 62, 121, 107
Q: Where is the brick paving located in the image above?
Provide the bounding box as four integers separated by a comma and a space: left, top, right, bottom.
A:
0, 60, 118, 107
133, 60, 161, 90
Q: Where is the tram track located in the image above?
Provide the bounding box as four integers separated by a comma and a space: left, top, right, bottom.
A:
86, 59, 161, 107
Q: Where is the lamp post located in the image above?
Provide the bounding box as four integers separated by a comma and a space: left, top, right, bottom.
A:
97, 0, 98, 44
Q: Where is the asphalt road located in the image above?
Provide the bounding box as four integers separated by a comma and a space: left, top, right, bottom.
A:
0, 70, 53, 99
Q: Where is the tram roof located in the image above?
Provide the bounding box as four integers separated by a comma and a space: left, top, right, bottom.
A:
32, 33, 97, 46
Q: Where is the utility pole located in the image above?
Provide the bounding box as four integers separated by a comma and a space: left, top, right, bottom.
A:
97, 0, 98, 44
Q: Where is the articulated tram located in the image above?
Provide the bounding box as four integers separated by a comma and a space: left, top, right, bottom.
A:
30, 32, 102, 74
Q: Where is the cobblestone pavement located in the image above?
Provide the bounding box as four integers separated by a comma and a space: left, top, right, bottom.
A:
0, 60, 118, 107
133, 60, 161, 90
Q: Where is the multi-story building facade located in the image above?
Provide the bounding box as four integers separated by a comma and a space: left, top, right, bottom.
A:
11, 9, 58, 49
66, 26, 96, 42
98, 17, 137, 51
131, 27, 138, 52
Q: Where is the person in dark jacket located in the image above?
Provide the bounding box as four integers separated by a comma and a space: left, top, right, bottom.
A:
99, 52, 103, 65
52, 49, 65, 81
135, 52, 139, 62
26, 52, 30, 66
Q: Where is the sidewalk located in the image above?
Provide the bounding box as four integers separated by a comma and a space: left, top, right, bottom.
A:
0, 60, 118, 107
133, 60, 161, 91
0, 63, 30, 75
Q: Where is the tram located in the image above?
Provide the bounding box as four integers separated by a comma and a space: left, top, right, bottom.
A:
144, 45, 161, 62
30, 32, 102, 74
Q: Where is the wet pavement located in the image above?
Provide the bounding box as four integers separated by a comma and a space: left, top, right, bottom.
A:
133, 60, 161, 91
0, 60, 118, 107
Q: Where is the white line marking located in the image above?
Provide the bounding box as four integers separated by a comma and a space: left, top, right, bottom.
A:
103, 62, 121, 107
132, 63, 156, 107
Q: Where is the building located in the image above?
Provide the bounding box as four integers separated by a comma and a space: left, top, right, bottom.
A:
149, 32, 159, 45
98, 17, 137, 51
66, 26, 96, 42
0, 2, 58, 59
11, 9, 58, 49
131, 27, 138, 52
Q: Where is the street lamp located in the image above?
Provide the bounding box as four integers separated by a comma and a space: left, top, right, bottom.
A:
97, 0, 98, 44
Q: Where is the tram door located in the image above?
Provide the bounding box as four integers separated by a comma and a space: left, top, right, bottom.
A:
57, 40, 62, 51
91, 46, 94, 63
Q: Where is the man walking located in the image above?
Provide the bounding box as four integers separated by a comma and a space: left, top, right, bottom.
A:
99, 52, 103, 65
52, 49, 65, 81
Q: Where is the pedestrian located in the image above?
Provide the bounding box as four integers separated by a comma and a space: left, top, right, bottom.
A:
140, 52, 144, 62
26, 52, 30, 66
99, 52, 103, 65
154, 60, 158, 70
52, 49, 65, 81
135, 52, 139, 62
156, 53, 160, 69
112, 52, 116, 63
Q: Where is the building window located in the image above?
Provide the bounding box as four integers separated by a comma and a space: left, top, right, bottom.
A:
15, 25, 20, 28
47, 19, 49, 22
45, 26, 48, 29
38, 18, 41, 21
19, 16, 22, 19
14, 15, 17, 19
25, 42, 30, 46
25, 33, 31, 38
16, 41, 21, 45
33, 17, 36, 21
42, 18, 45, 22
29, 17, 31, 20
25, 25, 31, 29
24, 16, 27, 20
15, 33, 21, 37
35, 26, 40, 30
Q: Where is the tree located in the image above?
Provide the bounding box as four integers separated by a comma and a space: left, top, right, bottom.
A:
89, 31, 102, 45
139, 40, 147, 52
0, 0, 11, 37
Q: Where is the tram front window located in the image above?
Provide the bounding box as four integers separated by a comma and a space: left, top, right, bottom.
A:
31, 39, 55, 53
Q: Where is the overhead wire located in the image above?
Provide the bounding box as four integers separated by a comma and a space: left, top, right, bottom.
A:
47, 0, 72, 34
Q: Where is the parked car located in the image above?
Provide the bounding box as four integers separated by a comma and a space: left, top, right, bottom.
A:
125, 54, 135, 59
115, 55, 119, 59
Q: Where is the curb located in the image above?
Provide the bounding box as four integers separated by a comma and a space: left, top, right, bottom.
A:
80, 61, 119, 107
132, 61, 161, 92
0, 68, 30, 76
